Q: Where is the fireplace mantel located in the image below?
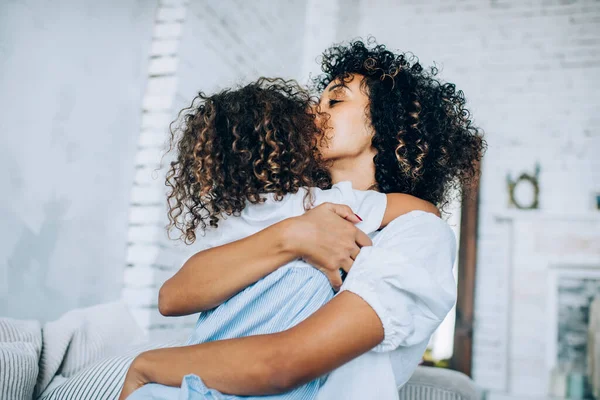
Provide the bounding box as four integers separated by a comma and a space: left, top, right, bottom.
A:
492, 209, 600, 222
481, 209, 600, 400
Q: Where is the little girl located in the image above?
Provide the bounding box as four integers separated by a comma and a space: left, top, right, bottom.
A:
127, 78, 438, 400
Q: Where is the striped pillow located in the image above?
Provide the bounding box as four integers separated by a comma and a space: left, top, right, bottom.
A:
34, 300, 148, 396
0, 318, 42, 400
39, 339, 183, 400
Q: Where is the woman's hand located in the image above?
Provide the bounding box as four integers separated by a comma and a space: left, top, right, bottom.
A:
286, 202, 372, 291
118, 356, 149, 400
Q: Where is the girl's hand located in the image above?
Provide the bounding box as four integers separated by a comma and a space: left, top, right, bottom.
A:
286, 202, 372, 291
118, 356, 149, 400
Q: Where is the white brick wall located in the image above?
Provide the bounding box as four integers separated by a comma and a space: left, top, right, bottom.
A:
123, 0, 311, 341
122, 0, 190, 340
354, 0, 600, 396
301, 0, 340, 82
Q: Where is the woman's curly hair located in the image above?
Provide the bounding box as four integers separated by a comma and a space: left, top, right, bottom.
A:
314, 38, 487, 210
165, 77, 332, 244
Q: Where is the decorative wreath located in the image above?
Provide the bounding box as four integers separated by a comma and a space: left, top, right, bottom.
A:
507, 164, 540, 210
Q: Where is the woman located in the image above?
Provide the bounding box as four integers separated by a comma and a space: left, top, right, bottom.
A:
120, 38, 485, 399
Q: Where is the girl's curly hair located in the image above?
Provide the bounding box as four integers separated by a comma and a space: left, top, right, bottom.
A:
165, 77, 332, 245
314, 38, 487, 210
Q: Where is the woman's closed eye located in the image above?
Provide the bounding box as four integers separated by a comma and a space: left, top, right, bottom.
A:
328, 99, 342, 107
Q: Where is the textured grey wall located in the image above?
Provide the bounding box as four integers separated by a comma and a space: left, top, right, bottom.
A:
0, 0, 157, 321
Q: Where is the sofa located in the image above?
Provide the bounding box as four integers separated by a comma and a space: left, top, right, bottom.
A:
399, 366, 480, 400
0, 302, 480, 400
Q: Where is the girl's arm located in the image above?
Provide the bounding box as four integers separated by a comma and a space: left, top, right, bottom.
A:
158, 221, 295, 316
159, 204, 370, 316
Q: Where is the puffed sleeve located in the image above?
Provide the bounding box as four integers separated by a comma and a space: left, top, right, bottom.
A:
314, 180, 387, 234
337, 210, 457, 352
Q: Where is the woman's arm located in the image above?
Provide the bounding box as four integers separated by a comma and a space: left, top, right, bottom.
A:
122, 290, 383, 398
123, 211, 456, 396
159, 203, 371, 316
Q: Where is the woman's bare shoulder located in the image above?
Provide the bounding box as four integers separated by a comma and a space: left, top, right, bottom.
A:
374, 210, 455, 246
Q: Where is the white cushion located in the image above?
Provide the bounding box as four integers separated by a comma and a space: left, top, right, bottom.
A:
39, 339, 184, 400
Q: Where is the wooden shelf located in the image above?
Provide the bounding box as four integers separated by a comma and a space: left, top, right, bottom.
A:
491, 208, 600, 222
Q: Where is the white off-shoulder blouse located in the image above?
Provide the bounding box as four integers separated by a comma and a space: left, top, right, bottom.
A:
316, 210, 457, 399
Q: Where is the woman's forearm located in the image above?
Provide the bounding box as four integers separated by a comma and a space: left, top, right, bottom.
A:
159, 219, 299, 316
134, 334, 289, 395
134, 291, 383, 395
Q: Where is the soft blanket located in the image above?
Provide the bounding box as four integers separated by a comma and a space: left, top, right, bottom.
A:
0, 301, 147, 399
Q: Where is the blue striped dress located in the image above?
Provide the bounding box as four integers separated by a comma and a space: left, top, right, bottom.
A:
126, 181, 386, 400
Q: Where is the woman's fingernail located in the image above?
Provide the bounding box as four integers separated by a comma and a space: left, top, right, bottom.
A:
354, 213, 363, 221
